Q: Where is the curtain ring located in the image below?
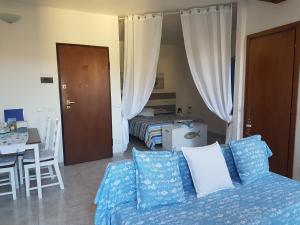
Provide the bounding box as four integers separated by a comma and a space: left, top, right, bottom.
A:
197, 9, 200, 13
152, 14, 155, 18
189, 10, 191, 14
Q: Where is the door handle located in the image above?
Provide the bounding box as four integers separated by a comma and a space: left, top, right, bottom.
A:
244, 118, 252, 136
245, 123, 252, 128
66, 100, 76, 107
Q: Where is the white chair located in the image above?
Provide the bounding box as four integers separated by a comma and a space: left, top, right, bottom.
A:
42, 117, 55, 180
38, 116, 52, 150
19, 116, 54, 185
0, 154, 18, 200
23, 119, 64, 197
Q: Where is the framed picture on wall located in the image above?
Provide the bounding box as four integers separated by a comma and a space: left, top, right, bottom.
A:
154, 73, 164, 89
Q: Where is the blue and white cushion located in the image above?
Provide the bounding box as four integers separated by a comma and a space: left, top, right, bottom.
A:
133, 148, 185, 210
221, 144, 240, 181
262, 140, 273, 158
229, 138, 271, 184
177, 152, 194, 192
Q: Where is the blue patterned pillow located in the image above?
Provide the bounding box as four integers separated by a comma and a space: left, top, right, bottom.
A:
220, 135, 262, 181
263, 141, 273, 158
133, 149, 185, 210
229, 135, 273, 158
229, 138, 270, 184
220, 144, 240, 181
177, 151, 194, 192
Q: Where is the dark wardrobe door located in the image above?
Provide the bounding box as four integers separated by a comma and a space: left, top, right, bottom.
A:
244, 23, 300, 177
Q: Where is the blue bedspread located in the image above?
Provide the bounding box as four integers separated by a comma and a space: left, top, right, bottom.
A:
111, 174, 300, 225
94, 151, 300, 225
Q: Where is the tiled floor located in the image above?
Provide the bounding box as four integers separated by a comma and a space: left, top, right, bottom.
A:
0, 133, 224, 225
0, 153, 130, 225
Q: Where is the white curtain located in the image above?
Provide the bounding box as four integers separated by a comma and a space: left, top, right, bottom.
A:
121, 14, 163, 151
180, 5, 233, 142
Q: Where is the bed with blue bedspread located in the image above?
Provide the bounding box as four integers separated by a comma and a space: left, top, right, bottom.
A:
94, 145, 300, 225
129, 115, 196, 149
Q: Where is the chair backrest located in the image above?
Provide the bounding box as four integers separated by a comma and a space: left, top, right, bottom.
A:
4, 109, 24, 122
44, 117, 52, 150
50, 119, 61, 159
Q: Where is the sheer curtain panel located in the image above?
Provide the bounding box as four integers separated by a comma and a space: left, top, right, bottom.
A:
121, 14, 163, 151
181, 5, 233, 142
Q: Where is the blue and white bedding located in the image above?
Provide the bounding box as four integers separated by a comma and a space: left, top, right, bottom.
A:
94, 149, 300, 225
111, 174, 300, 225
129, 115, 194, 149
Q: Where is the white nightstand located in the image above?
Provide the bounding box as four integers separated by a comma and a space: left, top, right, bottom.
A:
162, 122, 207, 151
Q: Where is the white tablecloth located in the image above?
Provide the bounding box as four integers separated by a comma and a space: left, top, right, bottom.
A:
0, 132, 28, 154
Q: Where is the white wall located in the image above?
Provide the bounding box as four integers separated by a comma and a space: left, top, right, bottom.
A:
246, 0, 300, 34
0, 1, 123, 162
233, 0, 300, 178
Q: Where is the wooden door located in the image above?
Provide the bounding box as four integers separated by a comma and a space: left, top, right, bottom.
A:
57, 44, 112, 165
244, 23, 300, 177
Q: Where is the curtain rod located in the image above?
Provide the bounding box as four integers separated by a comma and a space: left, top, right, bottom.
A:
118, 2, 236, 21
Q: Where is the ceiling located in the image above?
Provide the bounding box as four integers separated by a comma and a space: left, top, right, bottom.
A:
4, 0, 237, 45
4, 0, 235, 15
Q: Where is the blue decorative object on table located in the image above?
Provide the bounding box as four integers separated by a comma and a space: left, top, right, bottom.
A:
133, 148, 185, 210
4, 108, 24, 122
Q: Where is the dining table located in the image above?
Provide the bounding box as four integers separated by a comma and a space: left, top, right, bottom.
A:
0, 128, 43, 199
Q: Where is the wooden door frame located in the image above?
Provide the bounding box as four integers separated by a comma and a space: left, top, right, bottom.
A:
244, 22, 300, 178
56, 43, 112, 165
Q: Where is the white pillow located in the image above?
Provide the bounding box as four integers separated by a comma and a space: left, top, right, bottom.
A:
182, 142, 234, 198
138, 108, 155, 117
